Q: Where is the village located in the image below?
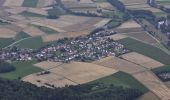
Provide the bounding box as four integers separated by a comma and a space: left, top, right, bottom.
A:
0, 29, 129, 62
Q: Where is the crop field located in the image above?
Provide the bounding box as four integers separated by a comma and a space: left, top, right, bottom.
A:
31, 15, 105, 33
119, 0, 147, 5
111, 34, 127, 41
34, 61, 63, 70
121, 52, 164, 69
156, 0, 170, 8
0, 61, 43, 80
118, 38, 170, 65
123, 31, 158, 45
36, 0, 54, 8
15, 36, 44, 49
3, 0, 24, 7
0, 28, 17, 38
115, 20, 143, 33
133, 71, 170, 100
138, 92, 161, 100
22, 0, 39, 7
93, 56, 146, 74
0, 38, 14, 48
90, 71, 149, 93
19, 11, 46, 18
23, 26, 46, 37
23, 61, 118, 87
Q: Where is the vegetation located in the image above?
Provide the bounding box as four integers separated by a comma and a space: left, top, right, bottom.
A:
0, 38, 14, 48
15, 37, 44, 49
22, 0, 38, 7
0, 61, 43, 80
15, 31, 30, 41
0, 78, 143, 100
33, 25, 59, 34
0, 61, 15, 73
19, 11, 46, 18
118, 38, 170, 65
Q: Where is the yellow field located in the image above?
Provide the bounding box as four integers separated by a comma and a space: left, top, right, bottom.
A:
121, 52, 164, 69
93, 56, 146, 74
23, 61, 118, 87
0, 28, 17, 38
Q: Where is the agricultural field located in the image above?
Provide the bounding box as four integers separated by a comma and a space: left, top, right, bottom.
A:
114, 20, 143, 33
93, 56, 146, 74
121, 52, 164, 69
138, 92, 161, 100
133, 71, 170, 100
14, 36, 44, 49
23, 61, 118, 87
61, 0, 115, 16
118, 38, 170, 65
0, 60, 43, 80
156, 0, 170, 8
90, 71, 149, 93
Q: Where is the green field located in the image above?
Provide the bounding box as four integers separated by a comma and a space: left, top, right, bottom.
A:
15, 31, 30, 41
118, 38, 170, 65
152, 65, 170, 73
22, 0, 39, 7
0, 61, 43, 80
33, 25, 59, 34
0, 38, 15, 48
90, 71, 149, 93
20, 11, 46, 18
15, 36, 44, 49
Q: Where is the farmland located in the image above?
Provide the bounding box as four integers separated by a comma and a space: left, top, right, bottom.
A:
0, 60, 43, 80
118, 38, 170, 65
0, 0, 170, 99
23, 61, 118, 87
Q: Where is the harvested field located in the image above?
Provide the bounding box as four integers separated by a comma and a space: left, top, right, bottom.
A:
34, 61, 63, 70
119, 0, 147, 5
42, 34, 66, 42
42, 30, 92, 42
133, 71, 170, 100
115, 20, 143, 33
121, 52, 164, 69
32, 15, 104, 34
116, 20, 141, 29
24, 61, 118, 87
23, 26, 46, 37
23, 73, 77, 87
138, 92, 161, 100
4, 24, 23, 32
5, 7, 27, 14
0, 28, 17, 38
123, 31, 158, 44
3, 0, 24, 7
93, 57, 146, 74
62, 0, 93, 3
94, 19, 111, 28
26, 8, 48, 16
49, 62, 118, 84
111, 34, 127, 41
96, 2, 114, 10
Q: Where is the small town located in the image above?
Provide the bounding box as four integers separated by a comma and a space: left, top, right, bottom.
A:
0, 29, 129, 62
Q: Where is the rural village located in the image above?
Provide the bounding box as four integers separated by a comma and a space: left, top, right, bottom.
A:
0, 0, 170, 100
0, 29, 128, 62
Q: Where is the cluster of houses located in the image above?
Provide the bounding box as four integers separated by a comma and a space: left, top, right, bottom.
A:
0, 29, 129, 62
157, 72, 170, 82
